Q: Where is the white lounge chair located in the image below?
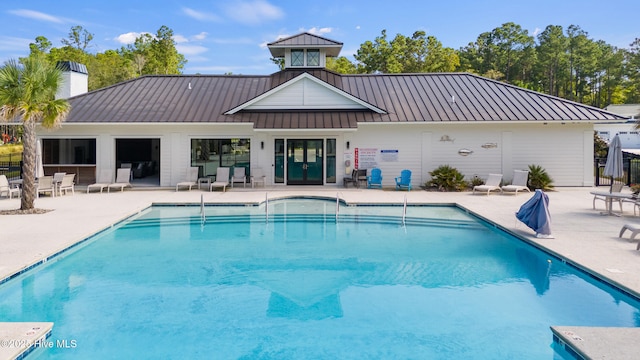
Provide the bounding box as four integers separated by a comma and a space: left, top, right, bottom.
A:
501, 170, 531, 195
58, 174, 76, 195
251, 168, 266, 188
87, 169, 113, 193
593, 182, 624, 212
619, 224, 640, 247
52, 172, 65, 195
176, 167, 199, 191
210, 167, 230, 192
107, 168, 132, 192
472, 174, 503, 195
231, 167, 246, 188
37, 176, 55, 197
0, 175, 20, 199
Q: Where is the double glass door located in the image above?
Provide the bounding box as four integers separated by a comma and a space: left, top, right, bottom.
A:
286, 139, 323, 185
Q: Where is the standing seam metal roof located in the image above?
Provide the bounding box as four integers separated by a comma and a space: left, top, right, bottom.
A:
63, 71, 627, 129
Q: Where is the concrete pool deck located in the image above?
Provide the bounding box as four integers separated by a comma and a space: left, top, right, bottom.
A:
1, 185, 640, 359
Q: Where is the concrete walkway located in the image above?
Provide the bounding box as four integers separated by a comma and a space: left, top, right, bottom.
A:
1, 186, 640, 358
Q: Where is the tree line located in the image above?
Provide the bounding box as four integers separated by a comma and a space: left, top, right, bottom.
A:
27, 23, 640, 107
322, 23, 639, 107
28, 25, 186, 91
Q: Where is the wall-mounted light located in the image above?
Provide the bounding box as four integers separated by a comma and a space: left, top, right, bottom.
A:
346, 141, 350, 149
260, 141, 264, 150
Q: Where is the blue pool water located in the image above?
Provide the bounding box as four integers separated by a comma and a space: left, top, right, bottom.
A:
1, 199, 639, 359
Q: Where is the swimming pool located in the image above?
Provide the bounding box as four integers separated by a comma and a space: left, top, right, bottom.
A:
1, 198, 639, 359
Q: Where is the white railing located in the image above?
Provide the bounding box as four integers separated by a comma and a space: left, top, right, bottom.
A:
336, 192, 340, 222
402, 194, 407, 225
200, 194, 205, 226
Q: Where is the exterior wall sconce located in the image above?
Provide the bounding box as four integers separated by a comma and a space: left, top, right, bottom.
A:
346, 141, 350, 149
261, 141, 264, 149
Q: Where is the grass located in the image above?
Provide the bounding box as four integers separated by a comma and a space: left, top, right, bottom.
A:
0, 144, 22, 162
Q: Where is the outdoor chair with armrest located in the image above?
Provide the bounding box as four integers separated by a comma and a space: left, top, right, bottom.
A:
593, 182, 624, 211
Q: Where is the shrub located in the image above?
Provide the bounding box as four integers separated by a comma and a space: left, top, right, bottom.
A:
470, 175, 485, 188
427, 165, 468, 191
527, 164, 554, 190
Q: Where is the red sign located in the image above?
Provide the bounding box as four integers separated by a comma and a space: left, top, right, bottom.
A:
354, 148, 359, 169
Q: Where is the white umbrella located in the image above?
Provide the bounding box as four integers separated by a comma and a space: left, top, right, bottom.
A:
35, 139, 44, 178
603, 134, 623, 192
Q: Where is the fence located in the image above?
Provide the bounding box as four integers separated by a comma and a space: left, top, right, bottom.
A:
0, 161, 21, 181
594, 157, 640, 186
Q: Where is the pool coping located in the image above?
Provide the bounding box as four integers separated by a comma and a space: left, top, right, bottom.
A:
0, 322, 53, 360
551, 326, 640, 360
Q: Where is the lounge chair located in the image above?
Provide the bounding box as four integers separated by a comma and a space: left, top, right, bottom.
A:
593, 182, 624, 212
37, 176, 55, 197
501, 170, 531, 195
58, 174, 76, 195
107, 168, 132, 192
87, 169, 113, 193
210, 167, 230, 192
0, 175, 20, 199
231, 167, 246, 188
251, 168, 266, 188
395, 169, 412, 191
473, 174, 503, 195
367, 168, 383, 189
619, 224, 640, 246
176, 167, 199, 191
52, 172, 66, 195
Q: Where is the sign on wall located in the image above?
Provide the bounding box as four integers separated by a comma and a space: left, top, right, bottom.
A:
380, 149, 399, 162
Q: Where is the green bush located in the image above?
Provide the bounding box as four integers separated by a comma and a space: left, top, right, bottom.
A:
527, 164, 554, 190
470, 175, 485, 188
427, 165, 468, 191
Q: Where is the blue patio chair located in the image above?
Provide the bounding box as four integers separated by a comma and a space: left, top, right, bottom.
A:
395, 169, 412, 191
367, 168, 383, 189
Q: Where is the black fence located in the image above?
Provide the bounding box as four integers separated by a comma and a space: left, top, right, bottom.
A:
0, 161, 22, 181
594, 157, 640, 186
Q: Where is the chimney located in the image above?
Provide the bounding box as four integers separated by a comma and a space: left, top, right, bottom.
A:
56, 61, 88, 99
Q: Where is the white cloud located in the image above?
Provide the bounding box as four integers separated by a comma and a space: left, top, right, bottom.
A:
173, 35, 189, 44
356, 25, 361, 30
304, 27, 333, 36
8, 9, 65, 24
182, 7, 222, 22
192, 32, 208, 41
0, 36, 32, 51
176, 44, 208, 56
223, 0, 284, 25
114, 32, 150, 45
533, 27, 541, 36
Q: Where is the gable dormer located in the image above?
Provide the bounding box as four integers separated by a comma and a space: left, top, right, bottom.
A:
267, 32, 343, 69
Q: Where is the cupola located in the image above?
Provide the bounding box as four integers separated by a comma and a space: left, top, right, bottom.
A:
267, 32, 343, 69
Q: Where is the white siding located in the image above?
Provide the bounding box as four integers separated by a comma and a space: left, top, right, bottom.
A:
43, 121, 594, 188
246, 78, 365, 110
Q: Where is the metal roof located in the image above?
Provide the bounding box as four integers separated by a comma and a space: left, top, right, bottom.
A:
63, 70, 627, 129
57, 61, 88, 74
267, 32, 343, 57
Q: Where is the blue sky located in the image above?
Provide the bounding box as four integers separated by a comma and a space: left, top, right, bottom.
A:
1, 0, 638, 75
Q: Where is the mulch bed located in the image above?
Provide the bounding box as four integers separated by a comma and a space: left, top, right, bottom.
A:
0, 208, 53, 215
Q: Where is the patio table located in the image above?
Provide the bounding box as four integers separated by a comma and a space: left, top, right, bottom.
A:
589, 191, 634, 216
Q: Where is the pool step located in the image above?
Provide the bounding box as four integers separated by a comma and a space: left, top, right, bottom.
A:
120, 213, 484, 230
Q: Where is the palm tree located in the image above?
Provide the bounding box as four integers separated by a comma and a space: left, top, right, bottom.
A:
0, 56, 70, 211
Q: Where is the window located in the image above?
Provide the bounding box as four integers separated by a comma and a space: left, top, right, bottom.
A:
191, 138, 250, 178
326, 139, 336, 183
42, 138, 96, 164
307, 49, 320, 66
291, 49, 304, 66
